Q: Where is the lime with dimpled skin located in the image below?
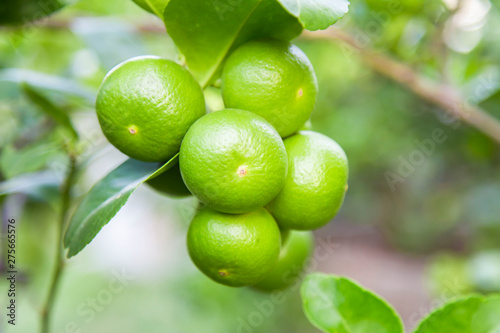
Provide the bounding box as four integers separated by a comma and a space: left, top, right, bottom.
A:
96, 55, 206, 162
179, 109, 288, 214
187, 207, 281, 287
267, 131, 349, 230
252, 230, 314, 292
221, 39, 318, 138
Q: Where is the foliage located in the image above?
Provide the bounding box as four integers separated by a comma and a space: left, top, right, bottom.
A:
163, 0, 348, 86
1, 0, 500, 331
302, 273, 500, 333
0, 0, 67, 25
64, 156, 178, 257
301, 273, 404, 333
60, 0, 349, 257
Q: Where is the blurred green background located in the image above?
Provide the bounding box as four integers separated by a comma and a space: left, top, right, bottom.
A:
1, 0, 500, 332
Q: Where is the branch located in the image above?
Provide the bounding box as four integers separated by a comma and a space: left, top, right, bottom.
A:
300, 29, 500, 144
40, 155, 77, 333
41, 18, 165, 33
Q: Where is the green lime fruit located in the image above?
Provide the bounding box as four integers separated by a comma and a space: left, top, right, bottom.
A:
146, 162, 191, 198
253, 230, 314, 292
267, 131, 348, 230
221, 39, 318, 138
179, 109, 288, 214
300, 119, 313, 131
280, 228, 290, 244
187, 207, 281, 287
96, 56, 206, 162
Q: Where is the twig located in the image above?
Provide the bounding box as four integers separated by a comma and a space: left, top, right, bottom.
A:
40, 155, 77, 333
41, 18, 165, 33
300, 29, 500, 144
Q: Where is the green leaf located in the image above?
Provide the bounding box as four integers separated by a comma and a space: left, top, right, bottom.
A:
64, 155, 178, 258
0, 0, 66, 26
414, 295, 500, 333
21, 83, 79, 139
0, 141, 65, 179
163, 0, 303, 87
301, 273, 404, 333
71, 18, 147, 71
277, 0, 350, 30
0, 170, 61, 203
478, 89, 500, 118
0, 68, 95, 104
132, 0, 169, 18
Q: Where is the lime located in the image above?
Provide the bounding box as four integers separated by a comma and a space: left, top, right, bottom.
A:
253, 230, 314, 292
280, 228, 291, 245
187, 207, 281, 287
300, 119, 313, 131
221, 39, 318, 138
179, 109, 288, 214
146, 162, 191, 198
267, 131, 348, 230
96, 56, 206, 162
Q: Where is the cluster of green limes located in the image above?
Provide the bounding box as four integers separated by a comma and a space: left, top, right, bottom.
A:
96, 39, 348, 290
